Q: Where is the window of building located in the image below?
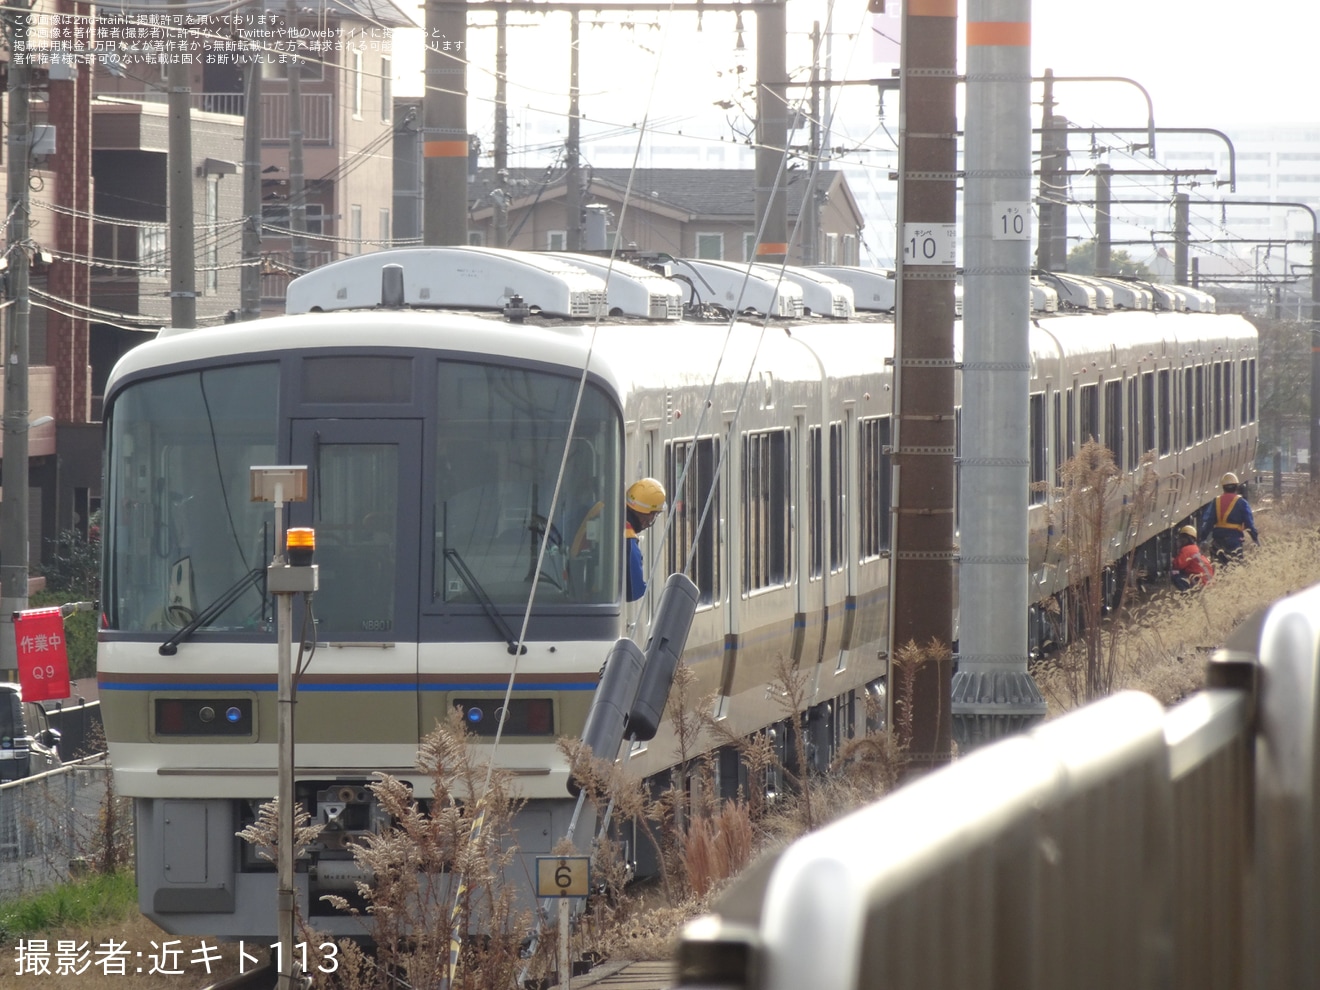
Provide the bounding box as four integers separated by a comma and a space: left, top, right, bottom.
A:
262, 203, 325, 236
742, 430, 790, 592
352, 50, 363, 118
696, 232, 723, 260
468, 230, 486, 246
138, 225, 168, 277
379, 208, 390, 249
350, 204, 362, 255
204, 175, 220, 294
744, 232, 757, 262
380, 57, 392, 122
546, 230, 566, 251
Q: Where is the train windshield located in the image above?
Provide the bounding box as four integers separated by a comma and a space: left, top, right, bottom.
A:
434, 362, 621, 607
104, 363, 279, 633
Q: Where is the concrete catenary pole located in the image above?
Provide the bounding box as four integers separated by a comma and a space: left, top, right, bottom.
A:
887, 0, 958, 770
565, 9, 581, 251
754, 0, 788, 264
168, 44, 197, 328
241, 8, 263, 320
423, 0, 468, 245
1095, 163, 1112, 275
287, 0, 307, 271
1, 0, 33, 675
1174, 191, 1189, 285
951, 0, 1046, 749
493, 7, 509, 248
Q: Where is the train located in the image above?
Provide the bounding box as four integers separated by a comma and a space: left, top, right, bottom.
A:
96, 247, 1258, 938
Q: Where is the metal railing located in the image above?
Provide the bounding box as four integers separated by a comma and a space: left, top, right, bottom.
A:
0, 758, 131, 898
676, 582, 1320, 990
96, 91, 334, 143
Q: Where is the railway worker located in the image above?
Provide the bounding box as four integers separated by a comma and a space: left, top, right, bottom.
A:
1171, 525, 1214, 591
625, 477, 666, 601
1199, 472, 1259, 565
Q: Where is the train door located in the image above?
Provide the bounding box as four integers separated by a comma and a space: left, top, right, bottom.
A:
288, 419, 424, 751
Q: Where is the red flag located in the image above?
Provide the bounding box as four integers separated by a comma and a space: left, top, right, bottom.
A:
15, 607, 71, 703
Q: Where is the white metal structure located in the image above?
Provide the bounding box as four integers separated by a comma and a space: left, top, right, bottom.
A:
669, 258, 805, 317
283, 246, 609, 319
812, 265, 895, 312
540, 252, 684, 319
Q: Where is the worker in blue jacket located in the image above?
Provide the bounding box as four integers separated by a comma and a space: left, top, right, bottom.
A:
1199, 472, 1259, 564
625, 477, 666, 601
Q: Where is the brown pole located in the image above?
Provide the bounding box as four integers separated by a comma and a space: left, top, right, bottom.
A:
887, 0, 958, 771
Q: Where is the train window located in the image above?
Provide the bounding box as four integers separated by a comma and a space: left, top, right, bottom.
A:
1195, 366, 1205, 442
1184, 368, 1194, 448
1103, 380, 1122, 466
1249, 359, 1257, 421
859, 417, 892, 555
1126, 378, 1138, 469
1240, 360, 1249, 425
1028, 395, 1046, 504
1158, 370, 1171, 455
807, 427, 823, 579
103, 363, 279, 633
1066, 387, 1076, 462
433, 362, 621, 606
743, 430, 790, 592
301, 356, 413, 404
1224, 363, 1233, 432
1052, 391, 1062, 486
667, 437, 721, 606
1213, 363, 1224, 434
829, 423, 846, 573
1141, 372, 1155, 455
1078, 384, 1097, 447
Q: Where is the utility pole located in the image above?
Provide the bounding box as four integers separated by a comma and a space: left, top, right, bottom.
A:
1174, 191, 1189, 285
887, 0, 958, 770
805, 20, 821, 266
287, 0, 307, 270
565, 9, 581, 251
241, 7, 264, 319
1095, 163, 1112, 275
422, 0, 468, 245
1036, 68, 1069, 271
493, 7, 509, 248
168, 27, 197, 329
1312, 232, 1320, 486
753, 0, 788, 263
1, 0, 33, 675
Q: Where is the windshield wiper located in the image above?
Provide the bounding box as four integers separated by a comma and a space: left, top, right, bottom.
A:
444, 548, 527, 655
159, 567, 266, 656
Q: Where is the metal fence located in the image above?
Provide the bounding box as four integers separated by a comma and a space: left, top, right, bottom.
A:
0, 758, 132, 898
676, 581, 1320, 990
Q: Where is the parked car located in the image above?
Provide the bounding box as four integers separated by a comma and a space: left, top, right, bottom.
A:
0, 684, 62, 781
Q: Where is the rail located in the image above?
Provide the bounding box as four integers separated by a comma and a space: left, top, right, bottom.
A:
675, 581, 1320, 990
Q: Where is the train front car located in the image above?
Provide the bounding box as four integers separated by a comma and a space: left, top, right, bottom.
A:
97, 311, 625, 938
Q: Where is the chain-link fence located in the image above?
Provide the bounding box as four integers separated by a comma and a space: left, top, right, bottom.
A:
0, 757, 133, 897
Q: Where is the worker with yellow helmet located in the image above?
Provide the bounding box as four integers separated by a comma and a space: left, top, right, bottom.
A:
1198, 471, 1259, 564
1171, 524, 1214, 591
625, 478, 666, 601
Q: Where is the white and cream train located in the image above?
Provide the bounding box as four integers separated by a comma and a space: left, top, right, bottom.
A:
96, 249, 1257, 937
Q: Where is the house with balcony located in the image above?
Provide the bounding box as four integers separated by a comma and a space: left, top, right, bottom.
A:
94, 0, 411, 309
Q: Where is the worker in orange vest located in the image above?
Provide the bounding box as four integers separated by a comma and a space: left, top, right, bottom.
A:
1198, 472, 1259, 564
1171, 524, 1214, 591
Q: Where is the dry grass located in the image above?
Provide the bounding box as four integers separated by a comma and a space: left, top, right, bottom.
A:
1035, 489, 1320, 716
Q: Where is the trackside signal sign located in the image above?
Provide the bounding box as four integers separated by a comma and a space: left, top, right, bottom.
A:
14, 607, 70, 703
536, 856, 590, 898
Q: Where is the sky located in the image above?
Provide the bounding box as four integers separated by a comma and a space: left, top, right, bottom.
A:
389, 0, 1320, 162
